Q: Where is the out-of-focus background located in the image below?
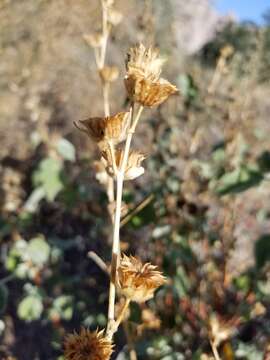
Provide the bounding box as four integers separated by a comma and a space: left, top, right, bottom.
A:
0, 0, 270, 359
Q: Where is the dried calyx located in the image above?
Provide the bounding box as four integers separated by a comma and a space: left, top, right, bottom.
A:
102, 148, 146, 180
74, 112, 130, 147
117, 254, 166, 303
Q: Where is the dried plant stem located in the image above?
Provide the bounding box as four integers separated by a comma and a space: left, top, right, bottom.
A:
100, 0, 109, 68
88, 251, 109, 275
123, 321, 138, 360
107, 172, 124, 335
210, 341, 221, 360
102, 82, 110, 117
120, 193, 154, 227
106, 105, 144, 339
114, 298, 131, 330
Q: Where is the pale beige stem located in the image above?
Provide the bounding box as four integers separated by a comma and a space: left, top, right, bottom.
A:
107, 172, 124, 337
103, 82, 110, 117
210, 340, 221, 360
114, 298, 131, 330
88, 251, 109, 275
106, 105, 144, 338
100, 1, 109, 67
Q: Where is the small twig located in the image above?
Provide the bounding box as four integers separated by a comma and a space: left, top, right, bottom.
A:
123, 321, 138, 360
120, 194, 154, 227
88, 251, 109, 275
114, 298, 130, 330
210, 340, 221, 360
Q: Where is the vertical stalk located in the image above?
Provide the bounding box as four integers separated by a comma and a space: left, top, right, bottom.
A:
106, 105, 144, 339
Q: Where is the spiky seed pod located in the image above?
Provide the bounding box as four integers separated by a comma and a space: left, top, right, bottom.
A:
117, 254, 166, 303
74, 112, 130, 147
64, 328, 113, 360
102, 149, 146, 180
83, 33, 104, 48
126, 43, 165, 82
125, 44, 178, 107
99, 66, 119, 83
125, 75, 178, 107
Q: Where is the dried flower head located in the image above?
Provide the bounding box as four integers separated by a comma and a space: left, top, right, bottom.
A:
125, 44, 178, 107
99, 66, 119, 83
117, 254, 166, 302
74, 112, 130, 146
102, 149, 146, 180
125, 75, 178, 107
64, 328, 113, 360
83, 33, 104, 48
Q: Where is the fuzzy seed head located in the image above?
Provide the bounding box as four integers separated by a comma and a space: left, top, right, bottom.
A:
126, 44, 165, 81
117, 254, 166, 302
64, 328, 113, 360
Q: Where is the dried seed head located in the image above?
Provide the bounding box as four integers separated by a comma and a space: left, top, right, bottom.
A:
103, 149, 146, 180
125, 44, 178, 107
74, 112, 130, 146
99, 66, 119, 83
108, 8, 123, 26
64, 328, 113, 360
126, 44, 165, 81
83, 33, 104, 48
117, 254, 166, 302
125, 75, 178, 107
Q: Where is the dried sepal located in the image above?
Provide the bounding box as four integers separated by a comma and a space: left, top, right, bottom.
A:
83, 33, 104, 48
74, 112, 130, 146
64, 327, 113, 360
125, 75, 178, 107
102, 149, 146, 180
117, 254, 166, 302
99, 66, 119, 83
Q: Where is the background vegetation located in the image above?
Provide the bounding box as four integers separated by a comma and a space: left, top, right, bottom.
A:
0, 0, 270, 359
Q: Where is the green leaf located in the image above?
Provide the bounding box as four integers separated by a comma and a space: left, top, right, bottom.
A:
28, 236, 50, 266
17, 295, 43, 322
173, 266, 190, 298
255, 235, 270, 269
33, 157, 64, 201
50, 295, 73, 321
216, 166, 263, 195
56, 138, 76, 162
0, 284, 8, 313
